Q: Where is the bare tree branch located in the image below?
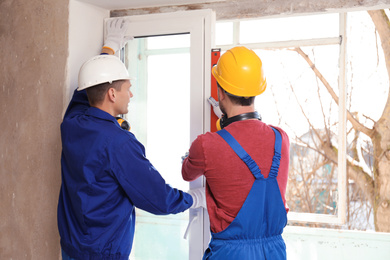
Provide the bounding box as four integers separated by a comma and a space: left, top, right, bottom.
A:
293, 47, 375, 138
347, 165, 375, 205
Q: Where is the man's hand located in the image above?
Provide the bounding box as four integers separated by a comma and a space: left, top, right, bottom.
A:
188, 187, 206, 209
208, 97, 223, 118
103, 18, 133, 54
181, 152, 189, 164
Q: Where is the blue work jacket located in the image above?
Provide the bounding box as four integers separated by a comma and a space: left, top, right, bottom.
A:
57, 89, 193, 260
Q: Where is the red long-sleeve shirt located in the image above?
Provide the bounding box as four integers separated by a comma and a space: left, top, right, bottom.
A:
182, 120, 289, 233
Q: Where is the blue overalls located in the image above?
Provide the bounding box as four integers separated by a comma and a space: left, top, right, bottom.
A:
203, 127, 287, 260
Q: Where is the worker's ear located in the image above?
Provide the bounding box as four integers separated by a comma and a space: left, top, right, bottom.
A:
217, 86, 226, 101
107, 87, 116, 102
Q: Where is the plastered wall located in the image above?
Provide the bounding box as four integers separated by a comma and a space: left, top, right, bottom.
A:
111, 0, 390, 19
0, 0, 68, 259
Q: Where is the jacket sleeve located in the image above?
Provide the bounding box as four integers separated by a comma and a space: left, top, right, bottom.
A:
111, 136, 193, 215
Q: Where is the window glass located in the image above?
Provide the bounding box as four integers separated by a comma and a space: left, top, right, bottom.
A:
216, 22, 233, 45
343, 11, 389, 231
240, 13, 339, 43
147, 34, 190, 49
253, 45, 340, 216
346, 11, 388, 123
146, 52, 190, 191
126, 36, 190, 259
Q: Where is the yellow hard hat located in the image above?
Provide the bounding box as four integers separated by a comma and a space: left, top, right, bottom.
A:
212, 46, 267, 97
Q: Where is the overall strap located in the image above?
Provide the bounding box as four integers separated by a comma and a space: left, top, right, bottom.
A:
269, 127, 282, 178
217, 129, 263, 180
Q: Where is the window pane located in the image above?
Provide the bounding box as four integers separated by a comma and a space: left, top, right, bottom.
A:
343, 11, 389, 231
147, 34, 190, 49
240, 14, 339, 43
254, 45, 340, 216
126, 37, 190, 259
146, 53, 190, 191
346, 11, 388, 123
216, 22, 233, 45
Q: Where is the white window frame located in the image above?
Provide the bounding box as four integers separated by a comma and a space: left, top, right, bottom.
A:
216, 13, 347, 225
106, 9, 215, 258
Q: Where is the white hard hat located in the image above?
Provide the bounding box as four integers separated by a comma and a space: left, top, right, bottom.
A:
77, 55, 132, 91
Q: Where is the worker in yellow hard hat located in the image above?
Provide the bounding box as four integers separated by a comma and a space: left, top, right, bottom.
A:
182, 46, 290, 259
57, 18, 205, 260
211, 46, 267, 131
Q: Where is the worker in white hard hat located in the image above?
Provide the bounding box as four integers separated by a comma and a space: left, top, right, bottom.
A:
57, 18, 205, 260
182, 46, 290, 259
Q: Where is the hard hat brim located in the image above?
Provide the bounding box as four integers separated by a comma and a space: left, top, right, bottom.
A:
77, 55, 135, 91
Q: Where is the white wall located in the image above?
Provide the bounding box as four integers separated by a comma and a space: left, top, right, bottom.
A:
65, 0, 109, 112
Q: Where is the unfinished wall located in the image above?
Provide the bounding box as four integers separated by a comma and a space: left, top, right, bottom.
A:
111, 0, 390, 19
0, 0, 68, 259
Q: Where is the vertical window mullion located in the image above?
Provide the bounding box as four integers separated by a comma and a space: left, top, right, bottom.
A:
233, 21, 240, 46
337, 12, 348, 224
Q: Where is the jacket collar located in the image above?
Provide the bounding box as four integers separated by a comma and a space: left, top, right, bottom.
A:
86, 107, 117, 124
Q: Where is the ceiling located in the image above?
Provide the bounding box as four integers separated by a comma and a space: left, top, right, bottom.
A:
79, 0, 224, 10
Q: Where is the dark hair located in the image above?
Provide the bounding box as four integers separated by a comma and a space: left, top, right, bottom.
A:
217, 82, 255, 106
86, 80, 126, 106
